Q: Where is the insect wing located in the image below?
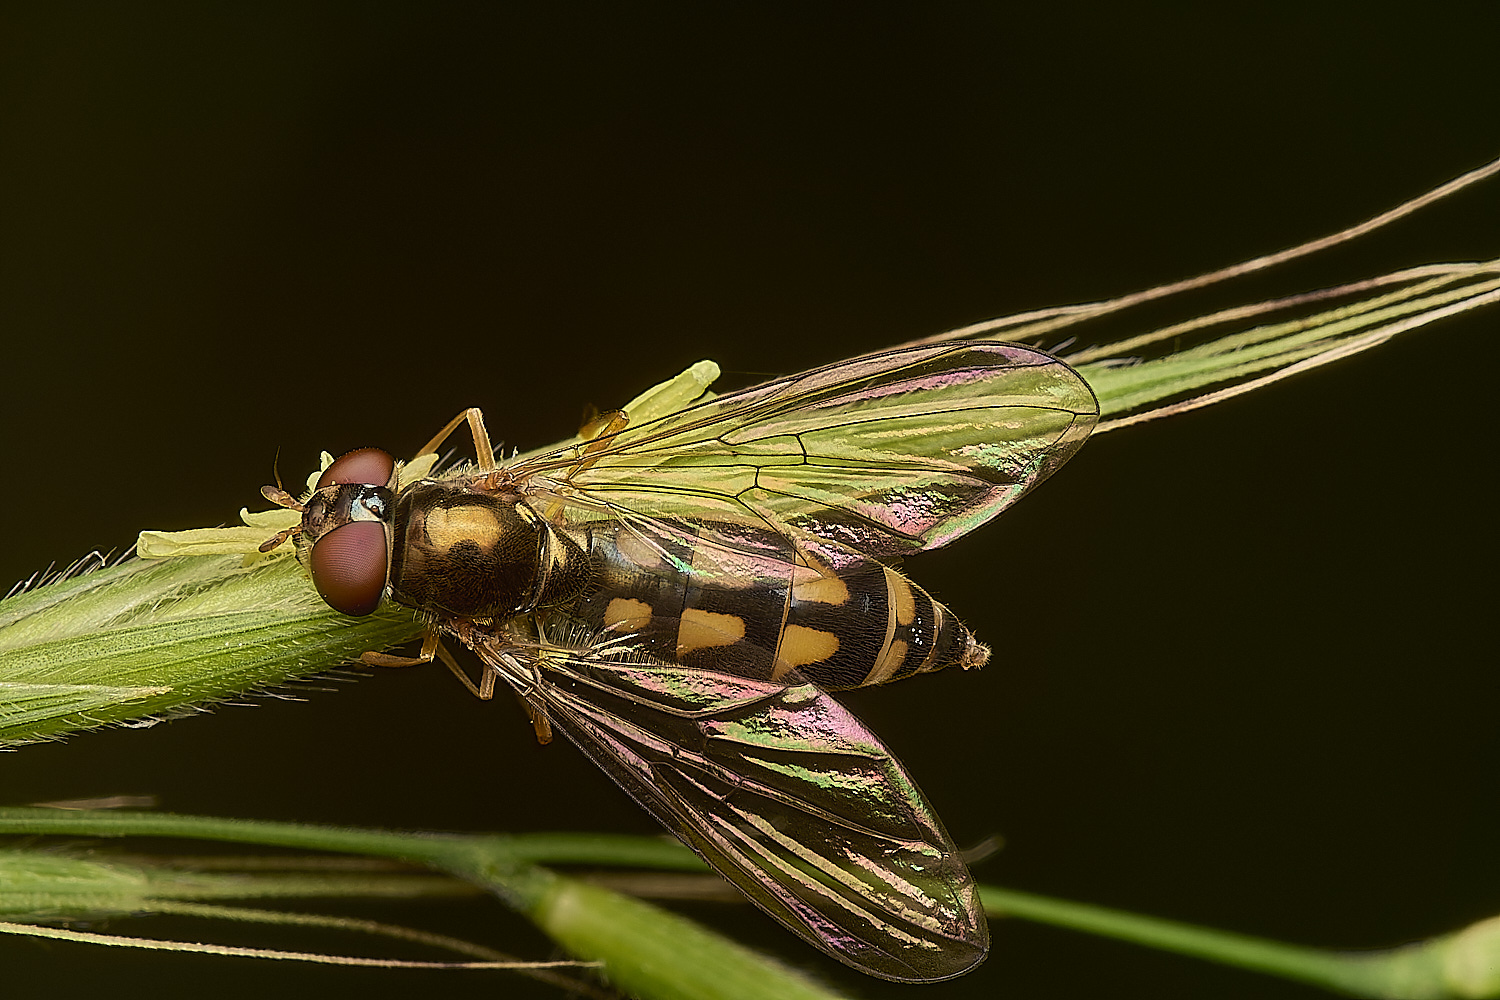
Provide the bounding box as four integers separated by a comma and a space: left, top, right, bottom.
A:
476, 638, 988, 982
509, 341, 1098, 559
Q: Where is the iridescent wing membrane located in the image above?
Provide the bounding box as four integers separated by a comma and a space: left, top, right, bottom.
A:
509, 341, 1099, 558
476, 635, 989, 982
468, 343, 1097, 980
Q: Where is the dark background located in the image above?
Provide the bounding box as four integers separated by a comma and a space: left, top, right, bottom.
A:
2, 6, 1496, 999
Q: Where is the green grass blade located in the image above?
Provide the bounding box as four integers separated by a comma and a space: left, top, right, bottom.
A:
1071, 266, 1500, 430
5, 144, 1499, 745
0, 808, 846, 1000
5, 254, 1496, 744
0, 555, 422, 743
5, 808, 1500, 997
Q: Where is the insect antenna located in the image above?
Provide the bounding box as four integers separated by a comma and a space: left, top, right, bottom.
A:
257, 450, 309, 553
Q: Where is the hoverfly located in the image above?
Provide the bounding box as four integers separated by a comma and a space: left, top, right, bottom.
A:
260, 341, 1099, 982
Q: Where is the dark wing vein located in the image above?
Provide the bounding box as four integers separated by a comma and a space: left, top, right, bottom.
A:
507, 341, 1098, 559
476, 638, 988, 982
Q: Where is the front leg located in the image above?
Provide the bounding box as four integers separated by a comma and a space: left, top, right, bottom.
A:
412, 407, 498, 473
364, 625, 553, 743
361, 629, 496, 700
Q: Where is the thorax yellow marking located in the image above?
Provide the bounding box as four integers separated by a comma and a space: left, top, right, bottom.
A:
423, 505, 505, 551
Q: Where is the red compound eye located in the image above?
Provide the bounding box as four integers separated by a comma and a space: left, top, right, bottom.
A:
309, 521, 388, 616
317, 447, 395, 489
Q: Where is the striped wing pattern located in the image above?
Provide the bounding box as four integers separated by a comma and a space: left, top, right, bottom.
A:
513, 342, 1099, 559
477, 635, 988, 982
459, 342, 1096, 979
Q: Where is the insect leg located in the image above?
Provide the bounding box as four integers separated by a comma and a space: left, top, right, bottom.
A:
576, 408, 628, 443
432, 639, 498, 701
514, 690, 553, 745
360, 629, 443, 670
361, 630, 507, 703
412, 407, 497, 473
567, 409, 629, 477
487, 646, 553, 745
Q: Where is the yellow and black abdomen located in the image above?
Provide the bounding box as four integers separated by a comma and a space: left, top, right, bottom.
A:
562, 520, 989, 689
